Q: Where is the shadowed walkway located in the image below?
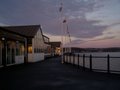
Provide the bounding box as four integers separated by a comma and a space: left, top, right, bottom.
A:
0, 57, 120, 90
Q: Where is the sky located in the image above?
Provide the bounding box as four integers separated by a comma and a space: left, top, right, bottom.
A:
0, 0, 120, 48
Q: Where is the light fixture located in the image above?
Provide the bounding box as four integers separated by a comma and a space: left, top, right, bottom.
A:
1, 37, 5, 41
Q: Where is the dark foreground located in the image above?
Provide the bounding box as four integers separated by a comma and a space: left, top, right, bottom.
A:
0, 57, 120, 90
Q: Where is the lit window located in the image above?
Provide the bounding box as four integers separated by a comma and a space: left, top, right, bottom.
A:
28, 45, 32, 53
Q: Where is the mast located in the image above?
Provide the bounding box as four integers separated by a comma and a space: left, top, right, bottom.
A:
59, 0, 72, 63
59, 0, 64, 63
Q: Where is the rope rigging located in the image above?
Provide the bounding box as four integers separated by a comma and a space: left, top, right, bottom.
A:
59, 0, 71, 45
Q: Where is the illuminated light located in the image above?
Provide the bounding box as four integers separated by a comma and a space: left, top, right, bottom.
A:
55, 47, 61, 55
28, 46, 32, 53
1, 37, 5, 41
21, 45, 24, 52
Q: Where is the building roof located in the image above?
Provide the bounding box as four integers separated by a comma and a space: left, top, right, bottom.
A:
2, 25, 41, 38
0, 27, 25, 42
43, 35, 49, 44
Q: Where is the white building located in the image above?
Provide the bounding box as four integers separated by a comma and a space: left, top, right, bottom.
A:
0, 25, 51, 67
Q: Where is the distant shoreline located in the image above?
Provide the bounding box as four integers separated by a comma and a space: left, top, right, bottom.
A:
67, 47, 120, 53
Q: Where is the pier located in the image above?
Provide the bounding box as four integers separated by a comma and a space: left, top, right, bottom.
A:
0, 57, 120, 90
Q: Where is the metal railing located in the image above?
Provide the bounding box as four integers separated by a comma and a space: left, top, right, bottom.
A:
63, 53, 120, 74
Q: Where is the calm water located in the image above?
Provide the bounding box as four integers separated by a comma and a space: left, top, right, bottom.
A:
65, 52, 120, 74
76, 52, 120, 57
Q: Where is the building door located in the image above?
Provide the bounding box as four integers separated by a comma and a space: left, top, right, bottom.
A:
6, 41, 15, 65
11, 48, 15, 63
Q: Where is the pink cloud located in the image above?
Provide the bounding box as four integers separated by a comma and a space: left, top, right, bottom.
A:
69, 39, 120, 48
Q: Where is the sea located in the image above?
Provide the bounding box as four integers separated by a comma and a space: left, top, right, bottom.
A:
65, 52, 120, 74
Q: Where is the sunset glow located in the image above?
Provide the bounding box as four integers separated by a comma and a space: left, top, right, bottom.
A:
0, 0, 120, 48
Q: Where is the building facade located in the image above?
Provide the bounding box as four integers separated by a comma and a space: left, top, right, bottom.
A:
0, 25, 51, 67
0, 27, 26, 67
43, 35, 51, 58
50, 42, 61, 56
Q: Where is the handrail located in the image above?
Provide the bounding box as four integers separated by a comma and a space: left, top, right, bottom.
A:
63, 53, 120, 74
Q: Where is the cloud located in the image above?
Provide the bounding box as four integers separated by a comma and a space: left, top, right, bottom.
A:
0, 22, 8, 26
65, 24, 120, 48
0, 0, 58, 24
0, 0, 120, 48
44, 33, 61, 42
0, 0, 106, 38
68, 17, 108, 38
40, 0, 109, 39
86, 0, 120, 26
62, 0, 110, 39
90, 36, 115, 42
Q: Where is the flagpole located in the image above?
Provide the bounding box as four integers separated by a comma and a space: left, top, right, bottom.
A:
66, 21, 72, 53
59, 0, 64, 63
63, 17, 67, 53
59, 0, 72, 63
63, 16, 72, 53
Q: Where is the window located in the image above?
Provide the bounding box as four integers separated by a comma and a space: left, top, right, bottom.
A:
20, 44, 24, 55
28, 45, 32, 53
16, 42, 24, 55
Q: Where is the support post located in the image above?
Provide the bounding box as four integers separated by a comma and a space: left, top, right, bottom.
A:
83, 54, 85, 71
78, 54, 79, 68
66, 54, 68, 63
107, 54, 110, 74
70, 53, 71, 64
90, 54, 92, 71
73, 54, 75, 65
24, 38, 28, 64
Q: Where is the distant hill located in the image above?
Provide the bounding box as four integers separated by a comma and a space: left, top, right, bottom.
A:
70, 47, 120, 53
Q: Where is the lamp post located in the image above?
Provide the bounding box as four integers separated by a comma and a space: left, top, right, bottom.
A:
1, 36, 7, 67
24, 38, 28, 64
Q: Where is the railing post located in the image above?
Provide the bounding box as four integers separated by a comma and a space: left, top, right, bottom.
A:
67, 54, 69, 63
63, 54, 65, 63
78, 54, 79, 68
73, 54, 75, 65
83, 54, 85, 71
70, 53, 71, 64
68, 54, 70, 63
90, 54, 92, 71
66, 54, 68, 63
67, 54, 68, 63
107, 54, 110, 74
